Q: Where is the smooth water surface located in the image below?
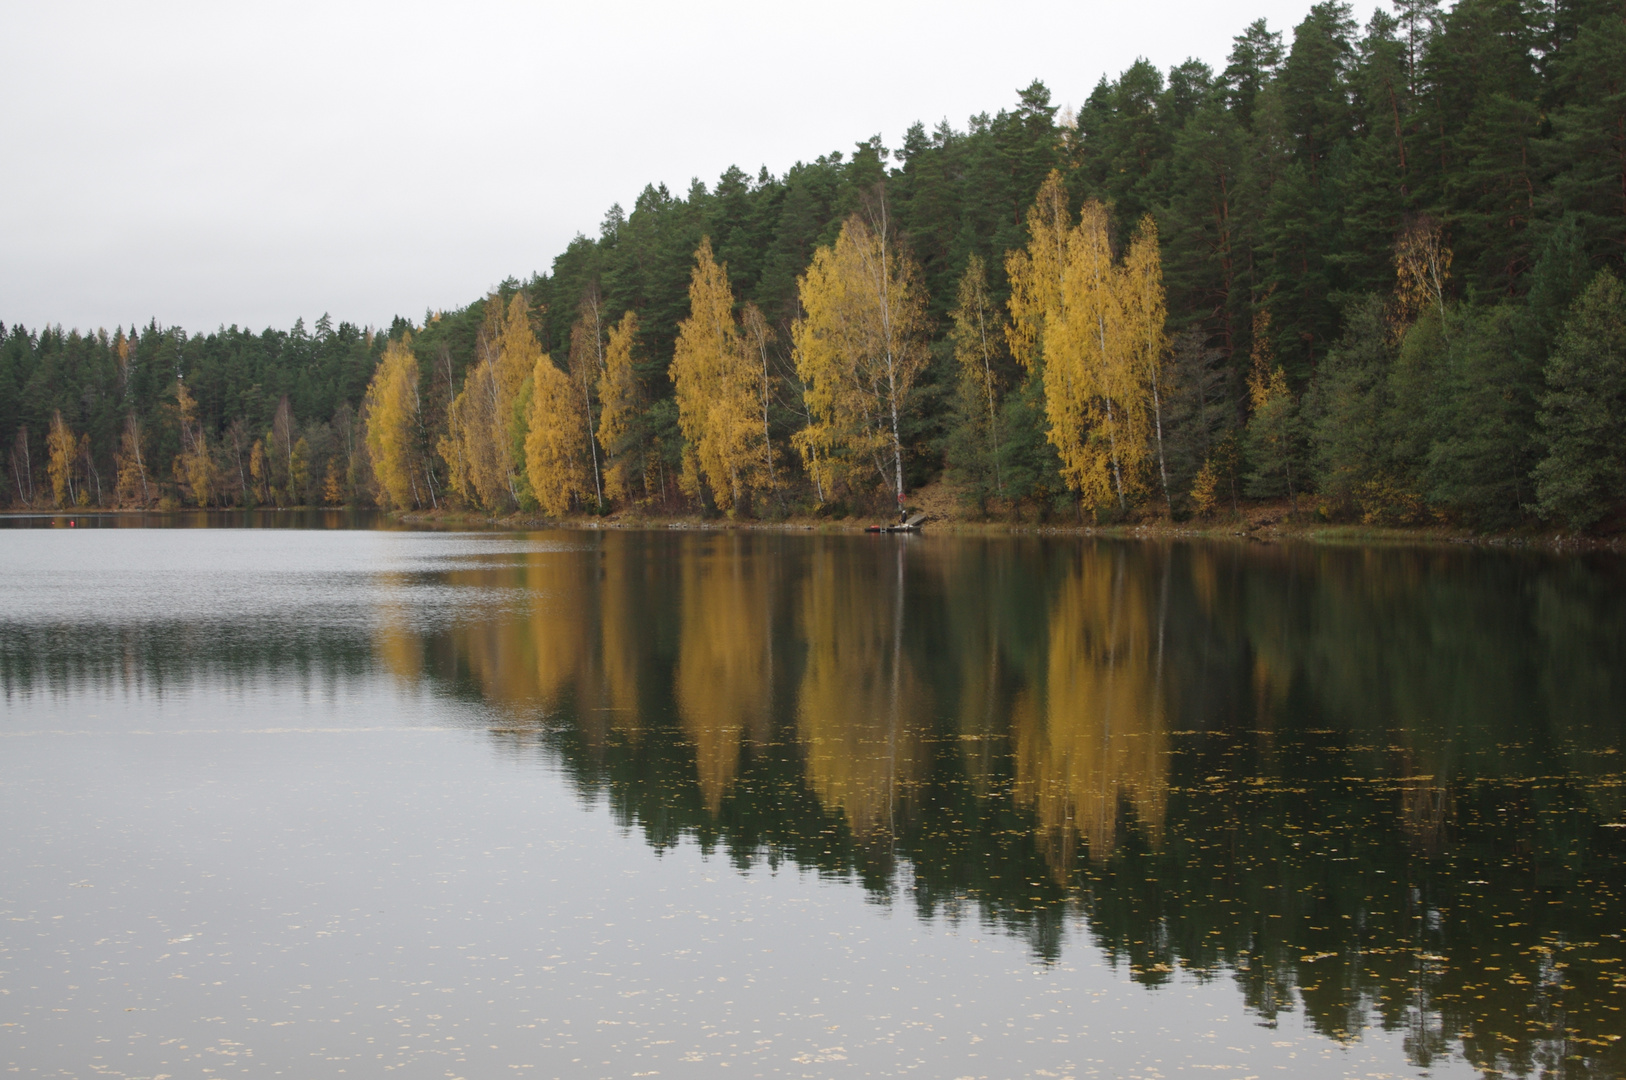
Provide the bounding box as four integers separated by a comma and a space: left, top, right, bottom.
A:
3, 522, 1625, 1078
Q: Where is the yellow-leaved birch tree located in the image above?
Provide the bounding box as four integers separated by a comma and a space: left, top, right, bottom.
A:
1122, 216, 1171, 514
596, 310, 645, 504
440, 293, 537, 511
1005, 170, 1072, 374
791, 209, 926, 509
1010, 185, 1148, 512
174, 381, 218, 507
567, 290, 608, 510
363, 334, 424, 510
524, 350, 591, 517
740, 301, 780, 505
670, 237, 766, 513
1056, 201, 1146, 509
115, 414, 151, 508
948, 253, 1006, 501
46, 412, 77, 508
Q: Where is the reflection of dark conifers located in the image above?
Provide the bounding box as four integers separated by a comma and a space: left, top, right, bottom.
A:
354, 531, 1626, 1074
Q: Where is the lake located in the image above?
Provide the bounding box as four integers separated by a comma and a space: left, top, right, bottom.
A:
3, 517, 1624, 1078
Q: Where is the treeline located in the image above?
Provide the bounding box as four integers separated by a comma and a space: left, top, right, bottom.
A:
5, 0, 1625, 529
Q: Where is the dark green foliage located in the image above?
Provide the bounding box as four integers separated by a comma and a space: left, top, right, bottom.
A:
1161, 330, 1235, 512
1304, 297, 1398, 514
1424, 303, 1542, 527
1533, 270, 1626, 528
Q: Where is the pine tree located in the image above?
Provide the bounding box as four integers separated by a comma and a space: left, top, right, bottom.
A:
1425, 303, 1540, 527
1243, 311, 1303, 513
1304, 296, 1395, 516
1542, 15, 1626, 267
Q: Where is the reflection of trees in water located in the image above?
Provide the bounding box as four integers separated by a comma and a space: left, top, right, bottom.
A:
14, 532, 1624, 1075
1, 621, 373, 699
796, 540, 929, 870
675, 535, 776, 813
1012, 545, 1168, 878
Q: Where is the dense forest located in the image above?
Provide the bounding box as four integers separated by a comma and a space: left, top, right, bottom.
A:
4, 0, 1625, 529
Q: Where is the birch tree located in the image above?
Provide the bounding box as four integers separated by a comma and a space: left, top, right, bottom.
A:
47, 412, 77, 507
364, 334, 424, 510
671, 237, 766, 513
568, 289, 608, 510
1005, 170, 1072, 375
440, 293, 537, 511
1045, 201, 1145, 509
1123, 216, 1172, 514
791, 209, 926, 508
596, 310, 646, 505
525, 350, 591, 517
946, 254, 1007, 505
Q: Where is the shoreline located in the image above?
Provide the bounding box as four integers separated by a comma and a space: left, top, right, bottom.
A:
6, 504, 1620, 553
395, 506, 1625, 554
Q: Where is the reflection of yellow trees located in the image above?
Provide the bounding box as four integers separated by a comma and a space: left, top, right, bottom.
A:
674, 536, 774, 813
1014, 549, 1169, 876
796, 543, 929, 846
373, 538, 646, 749
373, 574, 423, 685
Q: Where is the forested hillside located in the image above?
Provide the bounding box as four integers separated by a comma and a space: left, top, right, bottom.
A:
5, 0, 1625, 529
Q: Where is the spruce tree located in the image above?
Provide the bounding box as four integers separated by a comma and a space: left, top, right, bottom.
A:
1533, 270, 1626, 528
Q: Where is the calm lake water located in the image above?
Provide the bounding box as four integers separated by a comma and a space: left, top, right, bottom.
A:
3, 517, 1625, 1079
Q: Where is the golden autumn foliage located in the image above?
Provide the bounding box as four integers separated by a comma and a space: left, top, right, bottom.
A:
115, 414, 152, 508
440, 293, 538, 511
322, 458, 345, 505
567, 292, 607, 509
248, 439, 268, 504
363, 334, 424, 510
596, 310, 646, 503
671, 237, 768, 513
1005, 170, 1071, 374
46, 411, 77, 508
1394, 214, 1452, 329
791, 212, 927, 506
1008, 184, 1168, 511
173, 381, 218, 507
525, 352, 591, 517
1123, 217, 1172, 512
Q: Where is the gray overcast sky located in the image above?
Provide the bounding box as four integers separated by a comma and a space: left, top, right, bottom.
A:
1, 0, 1380, 335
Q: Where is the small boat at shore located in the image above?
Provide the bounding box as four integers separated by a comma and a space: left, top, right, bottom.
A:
866, 512, 927, 534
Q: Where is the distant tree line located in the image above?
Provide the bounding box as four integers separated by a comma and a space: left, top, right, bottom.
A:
4, 0, 1624, 529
